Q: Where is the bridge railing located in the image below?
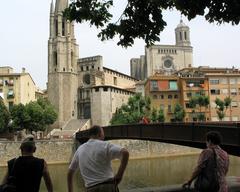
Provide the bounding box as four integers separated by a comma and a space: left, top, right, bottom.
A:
76, 122, 240, 156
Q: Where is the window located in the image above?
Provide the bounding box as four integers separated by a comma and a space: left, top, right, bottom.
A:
55, 20, 58, 36
184, 31, 187, 40
95, 87, 99, 92
211, 117, 219, 121
230, 78, 237, 84
160, 104, 164, 110
210, 89, 220, 95
209, 79, 219, 85
179, 32, 182, 40
150, 80, 158, 91
54, 52, 57, 66
185, 103, 191, 108
231, 101, 238, 107
7, 89, 14, 99
81, 67, 83, 71
168, 95, 172, 99
86, 90, 90, 98
103, 87, 108, 92
8, 102, 14, 111
232, 116, 238, 121
220, 78, 227, 84
186, 92, 192, 98
186, 80, 204, 87
174, 94, 178, 99
169, 81, 178, 90
114, 77, 117, 85
223, 117, 230, 121
168, 105, 171, 113
231, 89, 237, 95
160, 95, 164, 99
86, 66, 89, 71
221, 89, 228, 94
62, 21, 65, 36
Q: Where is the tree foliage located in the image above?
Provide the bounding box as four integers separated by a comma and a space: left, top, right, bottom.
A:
189, 95, 209, 121
9, 98, 58, 134
215, 97, 231, 121
0, 99, 10, 133
173, 103, 185, 122
64, 0, 240, 47
110, 93, 151, 125
158, 108, 165, 123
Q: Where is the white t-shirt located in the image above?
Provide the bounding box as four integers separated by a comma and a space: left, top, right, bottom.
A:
69, 139, 123, 187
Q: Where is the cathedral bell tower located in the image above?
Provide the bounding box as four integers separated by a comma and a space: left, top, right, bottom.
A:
175, 19, 191, 47
48, 0, 79, 128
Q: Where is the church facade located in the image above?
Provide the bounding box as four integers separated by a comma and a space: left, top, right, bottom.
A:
130, 20, 193, 80
47, 0, 137, 129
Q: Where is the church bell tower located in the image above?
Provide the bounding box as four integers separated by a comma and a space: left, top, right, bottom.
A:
48, 0, 79, 128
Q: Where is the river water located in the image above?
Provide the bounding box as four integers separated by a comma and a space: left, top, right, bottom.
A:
1, 154, 240, 191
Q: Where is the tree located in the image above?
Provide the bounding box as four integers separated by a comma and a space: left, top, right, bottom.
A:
215, 97, 231, 121
10, 99, 58, 134
110, 93, 151, 125
158, 109, 165, 123
0, 99, 10, 133
10, 103, 30, 132
64, 0, 240, 47
150, 108, 158, 123
173, 103, 185, 122
189, 95, 209, 121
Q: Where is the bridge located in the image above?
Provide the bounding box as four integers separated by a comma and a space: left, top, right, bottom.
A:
76, 122, 240, 156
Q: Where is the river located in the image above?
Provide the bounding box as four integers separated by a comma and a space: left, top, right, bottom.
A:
1, 154, 240, 191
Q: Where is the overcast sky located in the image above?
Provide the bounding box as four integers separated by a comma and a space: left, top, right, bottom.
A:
0, 0, 240, 89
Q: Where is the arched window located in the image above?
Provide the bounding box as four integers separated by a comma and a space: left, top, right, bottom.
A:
184, 31, 187, 40
62, 21, 65, 36
179, 32, 182, 41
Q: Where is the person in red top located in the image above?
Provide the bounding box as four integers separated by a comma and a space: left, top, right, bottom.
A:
183, 131, 229, 192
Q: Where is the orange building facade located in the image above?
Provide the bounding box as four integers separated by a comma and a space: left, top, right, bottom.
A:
144, 67, 240, 122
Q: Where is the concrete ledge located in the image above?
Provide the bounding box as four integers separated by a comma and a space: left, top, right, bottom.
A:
122, 177, 240, 192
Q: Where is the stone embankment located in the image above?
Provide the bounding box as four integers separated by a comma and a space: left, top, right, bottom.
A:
122, 176, 240, 192
0, 139, 200, 166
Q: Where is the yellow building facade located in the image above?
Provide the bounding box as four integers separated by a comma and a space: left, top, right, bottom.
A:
0, 67, 37, 110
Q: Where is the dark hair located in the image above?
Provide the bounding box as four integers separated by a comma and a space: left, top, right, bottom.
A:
206, 131, 222, 145
89, 125, 102, 137
20, 136, 36, 153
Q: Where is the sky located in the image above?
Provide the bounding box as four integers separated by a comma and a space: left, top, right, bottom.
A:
0, 1, 240, 89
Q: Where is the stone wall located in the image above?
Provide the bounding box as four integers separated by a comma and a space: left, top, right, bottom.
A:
0, 140, 74, 166
0, 139, 200, 166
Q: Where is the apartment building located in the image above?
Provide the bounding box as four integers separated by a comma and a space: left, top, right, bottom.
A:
145, 67, 240, 122
0, 67, 37, 110
145, 74, 180, 122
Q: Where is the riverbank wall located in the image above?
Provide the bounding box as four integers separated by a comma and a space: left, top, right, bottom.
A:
0, 139, 200, 166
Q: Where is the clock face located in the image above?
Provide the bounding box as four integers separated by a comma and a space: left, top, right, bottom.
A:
164, 59, 172, 68
83, 74, 90, 85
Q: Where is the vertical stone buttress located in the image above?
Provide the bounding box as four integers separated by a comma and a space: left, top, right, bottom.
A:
48, 0, 79, 128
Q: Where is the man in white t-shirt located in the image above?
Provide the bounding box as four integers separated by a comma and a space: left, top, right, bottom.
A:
67, 125, 129, 192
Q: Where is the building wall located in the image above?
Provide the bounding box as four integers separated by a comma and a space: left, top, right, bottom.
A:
145, 45, 193, 77
208, 75, 240, 121
145, 76, 180, 122
103, 68, 137, 89
91, 87, 132, 126
0, 69, 36, 110
179, 77, 210, 122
